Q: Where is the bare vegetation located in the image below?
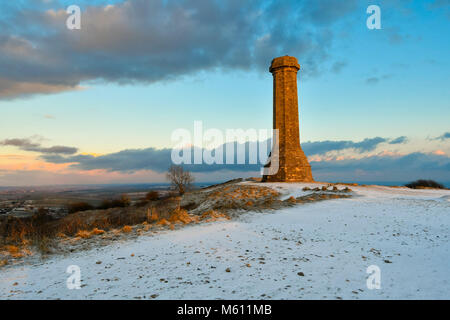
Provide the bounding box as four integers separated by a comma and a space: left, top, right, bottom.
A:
0, 181, 352, 267
145, 191, 160, 201
166, 165, 194, 195
405, 180, 445, 189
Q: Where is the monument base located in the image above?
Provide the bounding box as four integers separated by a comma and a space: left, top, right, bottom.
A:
262, 148, 314, 182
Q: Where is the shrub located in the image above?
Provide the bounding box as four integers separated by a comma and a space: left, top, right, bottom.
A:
97, 200, 113, 210
113, 195, 131, 207
98, 195, 131, 209
68, 202, 94, 214
166, 165, 194, 195
32, 207, 53, 222
405, 180, 444, 189
145, 191, 160, 201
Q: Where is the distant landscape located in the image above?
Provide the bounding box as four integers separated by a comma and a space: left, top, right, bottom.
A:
1, 180, 448, 218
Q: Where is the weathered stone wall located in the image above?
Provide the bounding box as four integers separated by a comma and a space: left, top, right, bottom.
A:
263, 56, 314, 182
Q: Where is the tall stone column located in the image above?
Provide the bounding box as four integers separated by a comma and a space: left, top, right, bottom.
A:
262, 56, 314, 182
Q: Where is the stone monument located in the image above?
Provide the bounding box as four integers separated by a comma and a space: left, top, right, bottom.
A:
262, 56, 314, 182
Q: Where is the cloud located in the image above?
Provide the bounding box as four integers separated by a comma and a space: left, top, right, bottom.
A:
4, 151, 449, 186
365, 74, 392, 85
428, 0, 450, 19
0, 138, 40, 149
302, 137, 387, 155
6, 134, 444, 184
39, 136, 391, 173
0, 138, 78, 154
0, 77, 82, 100
0, 0, 359, 99
3, 133, 449, 184
434, 132, 450, 141
389, 136, 408, 144
310, 152, 450, 182
40, 145, 265, 173
365, 77, 379, 85
331, 61, 347, 74
0, 168, 167, 186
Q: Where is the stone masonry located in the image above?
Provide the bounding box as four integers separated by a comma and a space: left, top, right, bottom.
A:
262, 56, 314, 182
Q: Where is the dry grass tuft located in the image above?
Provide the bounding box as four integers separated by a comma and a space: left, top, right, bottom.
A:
147, 207, 159, 222
0, 245, 32, 259
287, 196, 297, 204
5, 245, 20, 255
75, 230, 92, 239
122, 225, 132, 233
200, 210, 229, 222
91, 228, 105, 235
156, 218, 170, 226
168, 208, 198, 224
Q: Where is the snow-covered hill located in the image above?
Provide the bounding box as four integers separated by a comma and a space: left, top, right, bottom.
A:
1, 183, 449, 299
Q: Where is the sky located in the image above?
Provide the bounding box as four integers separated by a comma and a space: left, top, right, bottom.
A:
0, 0, 449, 186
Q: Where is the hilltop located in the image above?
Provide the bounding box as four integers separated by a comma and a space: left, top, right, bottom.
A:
1, 181, 449, 299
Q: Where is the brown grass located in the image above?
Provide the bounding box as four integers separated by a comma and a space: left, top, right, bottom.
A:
156, 218, 170, 226
168, 208, 198, 224
75, 230, 92, 239
147, 207, 159, 222
0, 194, 193, 262
0, 244, 33, 259
0, 182, 353, 264
91, 228, 105, 235
122, 225, 132, 233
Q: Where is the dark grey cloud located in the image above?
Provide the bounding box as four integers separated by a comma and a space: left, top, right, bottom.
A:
311, 152, 450, 182
40, 146, 450, 183
389, 136, 408, 144
39, 136, 394, 173
434, 132, 450, 141
0, 0, 359, 99
42, 148, 174, 172
1, 138, 78, 154
40, 143, 268, 173
0, 138, 40, 149
312, 152, 449, 172
302, 137, 387, 155
33, 133, 449, 183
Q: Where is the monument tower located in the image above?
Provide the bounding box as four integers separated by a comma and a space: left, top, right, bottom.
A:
262, 56, 314, 182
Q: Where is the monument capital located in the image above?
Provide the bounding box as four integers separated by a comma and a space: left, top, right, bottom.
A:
269, 56, 300, 73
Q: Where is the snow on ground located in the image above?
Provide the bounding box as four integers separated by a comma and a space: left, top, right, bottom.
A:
1, 183, 449, 299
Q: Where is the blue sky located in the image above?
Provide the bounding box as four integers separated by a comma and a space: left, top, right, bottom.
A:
0, 0, 449, 185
